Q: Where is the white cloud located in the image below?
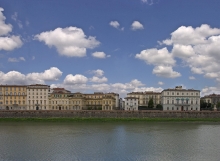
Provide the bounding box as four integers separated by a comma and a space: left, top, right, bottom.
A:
90, 76, 108, 83
164, 24, 220, 46
158, 81, 164, 85
32, 56, 35, 60
189, 76, 195, 80
92, 51, 110, 59
0, 8, 12, 36
35, 26, 100, 57
8, 57, 19, 62
109, 21, 120, 29
201, 87, 220, 96
27, 67, 62, 81
172, 44, 195, 59
90, 69, 104, 77
19, 57, 25, 61
152, 66, 181, 78
131, 21, 144, 30
0, 35, 23, 51
64, 74, 88, 85
0, 8, 23, 51
135, 47, 175, 66
8, 57, 25, 62
0, 67, 62, 85
109, 21, 124, 30
11, 12, 23, 29
141, 0, 155, 5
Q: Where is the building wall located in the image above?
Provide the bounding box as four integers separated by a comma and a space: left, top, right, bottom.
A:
127, 92, 161, 107
0, 85, 27, 110
162, 89, 200, 111
27, 85, 50, 110
124, 98, 138, 111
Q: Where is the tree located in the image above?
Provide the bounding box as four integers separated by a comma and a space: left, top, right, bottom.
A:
156, 104, 163, 109
217, 102, 220, 108
148, 98, 154, 108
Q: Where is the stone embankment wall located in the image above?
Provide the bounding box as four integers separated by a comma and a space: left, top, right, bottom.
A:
0, 110, 220, 118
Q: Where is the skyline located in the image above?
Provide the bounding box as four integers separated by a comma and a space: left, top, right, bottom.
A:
1, 0, 220, 97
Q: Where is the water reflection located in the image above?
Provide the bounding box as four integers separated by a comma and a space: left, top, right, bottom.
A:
0, 122, 220, 161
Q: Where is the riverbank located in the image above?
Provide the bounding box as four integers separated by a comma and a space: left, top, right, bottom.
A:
1, 117, 220, 122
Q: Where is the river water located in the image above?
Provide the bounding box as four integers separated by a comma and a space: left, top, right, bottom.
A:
0, 122, 220, 161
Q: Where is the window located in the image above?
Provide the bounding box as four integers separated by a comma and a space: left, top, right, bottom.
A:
167, 100, 169, 104
172, 92, 174, 95
172, 100, 174, 104
182, 93, 184, 95
177, 93, 179, 95
167, 92, 169, 95
167, 107, 169, 110
172, 107, 174, 110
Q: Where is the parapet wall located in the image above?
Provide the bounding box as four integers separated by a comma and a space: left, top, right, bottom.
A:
0, 110, 220, 118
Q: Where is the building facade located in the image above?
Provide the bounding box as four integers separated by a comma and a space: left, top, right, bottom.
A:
124, 97, 138, 111
127, 91, 161, 107
0, 85, 27, 110
27, 84, 50, 110
161, 86, 200, 111
201, 94, 220, 105
49, 88, 71, 110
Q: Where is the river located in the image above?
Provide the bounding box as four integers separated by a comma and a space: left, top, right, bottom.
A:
0, 122, 220, 161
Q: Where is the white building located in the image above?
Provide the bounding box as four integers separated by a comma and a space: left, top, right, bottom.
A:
27, 84, 50, 110
161, 86, 200, 111
124, 97, 138, 111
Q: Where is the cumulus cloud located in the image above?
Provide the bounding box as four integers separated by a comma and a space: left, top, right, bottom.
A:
0, 67, 62, 85
141, 0, 155, 5
109, 21, 120, 28
109, 21, 124, 30
35, 26, 100, 57
8, 57, 25, 62
0, 8, 23, 51
163, 24, 220, 46
131, 21, 144, 30
92, 51, 110, 59
137, 24, 220, 81
158, 81, 164, 85
63, 74, 88, 85
90, 69, 104, 77
201, 87, 220, 96
189, 76, 195, 80
135, 47, 175, 66
90, 76, 108, 83
172, 44, 195, 59
152, 66, 181, 78
27, 67, 62, 82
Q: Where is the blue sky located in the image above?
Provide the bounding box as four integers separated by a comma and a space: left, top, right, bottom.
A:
0, 0, 220, 97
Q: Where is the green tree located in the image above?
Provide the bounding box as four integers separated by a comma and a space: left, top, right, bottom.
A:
216, 102, 220, 108
156, 104, 163, 109
148, 98, 154, 108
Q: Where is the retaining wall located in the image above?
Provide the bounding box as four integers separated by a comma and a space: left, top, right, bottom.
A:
0, 110, 220, 118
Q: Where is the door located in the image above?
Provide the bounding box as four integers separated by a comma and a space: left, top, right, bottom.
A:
181, 106, 183, 111
59, 106, 61, 110
36, 106, 39, 110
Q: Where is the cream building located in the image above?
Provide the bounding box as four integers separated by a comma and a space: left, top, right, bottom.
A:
201, 94, 220, 105
124, 97, 138, 111
27, 84, 50, 110
0, 85, 27, 110
68, 92, 86, 110
161, 86, 200, 111
49, 88, 71, 110
127, 91, 161, 107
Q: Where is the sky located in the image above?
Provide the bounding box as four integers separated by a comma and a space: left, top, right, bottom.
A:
0, 0, 220, 97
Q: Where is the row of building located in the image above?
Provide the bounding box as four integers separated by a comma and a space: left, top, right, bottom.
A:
0, 84, 218, 111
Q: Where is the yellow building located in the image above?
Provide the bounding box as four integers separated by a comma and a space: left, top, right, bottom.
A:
0, 85, 27, 110
127, 91, 161, 107
49, 88, 71, 110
